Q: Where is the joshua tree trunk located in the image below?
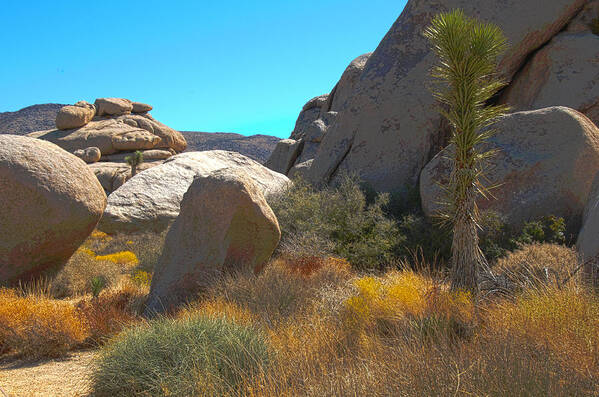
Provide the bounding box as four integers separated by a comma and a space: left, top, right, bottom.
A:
450, 183, 482, 294
131, 164, 137, 177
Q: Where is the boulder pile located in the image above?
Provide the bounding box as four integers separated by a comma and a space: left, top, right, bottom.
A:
98, 150, 290, 234
29, 97, 187, 193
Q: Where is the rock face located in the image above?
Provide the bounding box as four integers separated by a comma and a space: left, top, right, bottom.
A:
500, 32, 599, 126
94, 98, 133, 116
99, 150, 290, 234
420, 107, 599, 231
89, 161, 161, 194
273, 54, 371, 174
144, 168, 280, 315
577, 171, 599, 283
0, 135, 106, 283
290, 94, 329, 141
302, 0, 587, 193
288, 159, 313, 179
55, 102, 95, 130
578, 173, 599, 263
328, 53, 372, 112
264, 139, 303, 174
131, 102, 153, 113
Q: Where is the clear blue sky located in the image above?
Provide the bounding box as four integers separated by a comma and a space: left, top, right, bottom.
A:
1, 1, 406, 138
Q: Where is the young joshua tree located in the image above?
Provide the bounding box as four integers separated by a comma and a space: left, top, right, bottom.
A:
424, 10, 509, 294
125, 150, 144, 177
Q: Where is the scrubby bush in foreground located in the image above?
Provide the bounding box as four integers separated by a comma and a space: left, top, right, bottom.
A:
91, 314, 273, 397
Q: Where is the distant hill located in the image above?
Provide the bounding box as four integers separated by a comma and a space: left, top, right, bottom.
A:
180, 131, 279, 163
0, 104, 279, 163
0, 104, 64, 135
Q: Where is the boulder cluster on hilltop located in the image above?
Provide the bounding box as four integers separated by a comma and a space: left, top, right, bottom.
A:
28, 97, 188, 193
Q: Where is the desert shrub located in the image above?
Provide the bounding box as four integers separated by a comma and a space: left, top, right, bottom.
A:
209, 257, 352, 325
77, 280, 146, 346
269, 176, 402, 269
0, 288, 88, 359
91, 314, 272, 397
95, 251, 139, 266
342, 271, 474, 341
98, 231, 167, 272
50, 247, 124, 298
490, 243, 578, 293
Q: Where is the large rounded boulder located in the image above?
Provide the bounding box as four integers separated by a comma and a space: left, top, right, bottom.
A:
0, 135, 107, 283
420, 107, 599, 231
144, 168, 281, 315
99, 150, 290, 234
306, 0, 587, 193
577, 172, 599, 282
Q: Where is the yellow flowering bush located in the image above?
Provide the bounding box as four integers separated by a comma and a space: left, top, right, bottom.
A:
343, 271, 473, 334
96, 251, 139, 266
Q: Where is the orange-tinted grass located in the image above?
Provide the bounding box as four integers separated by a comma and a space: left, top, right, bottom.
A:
0, 288, 89, 359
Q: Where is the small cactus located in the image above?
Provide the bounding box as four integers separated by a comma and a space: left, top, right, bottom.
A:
125, 150, 144, 177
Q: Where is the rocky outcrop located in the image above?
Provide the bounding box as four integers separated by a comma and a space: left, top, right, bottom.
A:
94, 98, 133, 116
100, 149, 174, 163
29, 98, 186, 186
500, 31, 599, 126
288, 159, 313, 179
273, 54, 371, 173
55, 101, 95, 130
74, 147, 101, 164
89, 161, 161, 194
131, 102, 153, 113
300, 0, 587, 193
420, 107, 599, 231
0, 135, 106, 283
264, 139, 303, 174
144, 168, 280, 315
328, 53, 372, 112
98, 150, 290, 234
289, 94, 329, 141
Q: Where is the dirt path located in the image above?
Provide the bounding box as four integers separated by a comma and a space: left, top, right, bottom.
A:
0, 351, 96, 397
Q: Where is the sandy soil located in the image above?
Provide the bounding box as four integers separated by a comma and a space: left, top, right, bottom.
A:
0, 351, 95, 397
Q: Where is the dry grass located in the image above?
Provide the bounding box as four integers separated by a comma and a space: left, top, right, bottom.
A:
3, 236, 597, 396
180, 247, 598, 396
0, 288, 89, 359
492, 243, 579, 292
76, 280, 147, 346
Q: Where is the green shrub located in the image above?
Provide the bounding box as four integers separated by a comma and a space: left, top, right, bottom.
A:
91, 314, 272, 396
269, 175, 403, 270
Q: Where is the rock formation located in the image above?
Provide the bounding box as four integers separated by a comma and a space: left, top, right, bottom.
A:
99, 150, 290, 234
0, 135, 106, 283
268, 0, 592, 195
28, 98, 187, 193
420, 107, 599, 231
144, 168, 280, 315
577, 171, 599, 282
499, 31, 599, 126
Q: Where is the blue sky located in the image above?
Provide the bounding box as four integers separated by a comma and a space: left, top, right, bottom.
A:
1, 1, 406, 138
